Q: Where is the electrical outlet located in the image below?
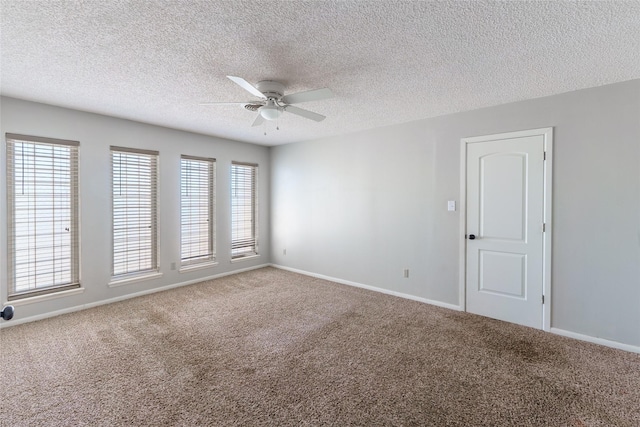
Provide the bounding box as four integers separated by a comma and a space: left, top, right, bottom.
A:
283, 248, 287, 255
403, 268, 409, 278
171, 262, 176, 271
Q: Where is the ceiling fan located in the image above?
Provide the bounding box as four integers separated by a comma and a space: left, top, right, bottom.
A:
201, 76, 334, 127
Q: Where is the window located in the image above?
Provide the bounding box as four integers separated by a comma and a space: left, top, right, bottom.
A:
180, 155, 215, 267
230, 162, 258, 259
6, 133, 80, 300
111, 146, 158, 278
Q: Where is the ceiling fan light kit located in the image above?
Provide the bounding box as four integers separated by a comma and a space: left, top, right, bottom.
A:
203, 76, 333, 128
259, 99, 281, 121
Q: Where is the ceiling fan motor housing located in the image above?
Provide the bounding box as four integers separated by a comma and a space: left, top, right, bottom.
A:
255, 81, 285, 100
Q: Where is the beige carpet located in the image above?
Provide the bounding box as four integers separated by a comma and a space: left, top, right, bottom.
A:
1, 267, 638, 426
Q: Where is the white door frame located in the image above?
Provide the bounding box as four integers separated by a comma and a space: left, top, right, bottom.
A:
458, 127, 553, 331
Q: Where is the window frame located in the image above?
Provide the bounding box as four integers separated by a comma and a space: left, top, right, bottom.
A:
5, 133, 81, 301
180, 155, 216, 268
110, 146, 160, 281
230, 161, 259, 260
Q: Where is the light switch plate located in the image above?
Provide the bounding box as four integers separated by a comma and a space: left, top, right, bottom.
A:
447, 200, 456, 212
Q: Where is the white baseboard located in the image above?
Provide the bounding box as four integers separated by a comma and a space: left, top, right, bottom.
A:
550, 327, 640, 354
0, 263, 270, 328
270, 264, 462, 312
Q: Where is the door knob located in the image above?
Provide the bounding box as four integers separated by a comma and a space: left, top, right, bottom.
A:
468, 234, 476, 240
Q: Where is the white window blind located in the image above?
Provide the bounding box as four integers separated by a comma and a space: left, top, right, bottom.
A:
231, 162, 258, 259
111, 146, 159, 278
180, 155, 215, 266
6, 133, 80, 300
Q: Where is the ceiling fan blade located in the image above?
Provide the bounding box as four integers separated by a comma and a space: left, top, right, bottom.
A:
281, 88, 333, 105
251, 114, 265, 127
227, 76, 266, 99
284, 105, 326, 122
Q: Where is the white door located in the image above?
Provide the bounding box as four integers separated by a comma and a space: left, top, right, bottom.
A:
464, 130, 549, 329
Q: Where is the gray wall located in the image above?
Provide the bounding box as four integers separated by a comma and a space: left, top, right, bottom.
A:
271, 79, 640, 347
0, 97, 270, 322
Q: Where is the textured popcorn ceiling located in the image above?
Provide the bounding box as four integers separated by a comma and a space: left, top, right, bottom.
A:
1, 1, 639, 146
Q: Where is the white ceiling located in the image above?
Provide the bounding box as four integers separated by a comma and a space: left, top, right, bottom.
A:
1, 1, 639, 146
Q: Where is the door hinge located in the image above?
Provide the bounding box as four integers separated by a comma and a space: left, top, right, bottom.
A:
544, 151, 547, 160
542, 223, 546, 232
542, 295, 545, 304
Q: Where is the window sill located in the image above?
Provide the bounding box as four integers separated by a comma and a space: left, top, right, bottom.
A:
179, 261, 218, 273
231, 254, 260, 263
108, 272, 163, 288
5, 287, 85, 307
